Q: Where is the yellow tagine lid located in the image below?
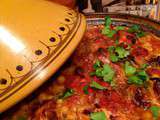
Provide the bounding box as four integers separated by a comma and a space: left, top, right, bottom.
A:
0, 0, 86, 112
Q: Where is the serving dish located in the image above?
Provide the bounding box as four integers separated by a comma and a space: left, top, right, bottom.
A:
0, 0, 160, 114
0, 0, 86, 112
85, 13, 160, 36
0, 13, 160, 119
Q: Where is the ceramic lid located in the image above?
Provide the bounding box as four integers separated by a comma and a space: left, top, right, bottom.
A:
0, 0, 86, 112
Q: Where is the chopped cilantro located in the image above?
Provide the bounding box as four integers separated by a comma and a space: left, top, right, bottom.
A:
107, 46, 115, 53
61, 89, 74, 99
124, 61, 136, 76
125, 61, 149, 86
136, 31, 146, 37
110, 80, 116, 87
102, 16, 128, 38
94, 68, 104, 77
83, 85, 89, 94
109, 53, 119, 62
115, 46, 130, 59
90, 61, 115, 85
140, 63, 149, 70
127, 70, 149, 86
137, 70, 149, 81
102, 64, 113, 75
128, 76, 144, 85
128, 25, 140, 33
107, 30, 117, 38
102, 16, 117, 38
108, 46, 130, 62
123, 61, 149, 86
115, 26, 125, 31
150, 106, 160, 120
90, 111, 107, 120
105, 16, 112, 26
115, 39, 119, 45
102, 26, 110, 35
90, 81, 107, 90
103, 70, 115, 83
93, 60, 102, 69
102, 27, 116, 38
128, 25, 146, 38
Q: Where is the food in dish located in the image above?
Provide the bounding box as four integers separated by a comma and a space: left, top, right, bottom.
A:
1, 16, 160, 120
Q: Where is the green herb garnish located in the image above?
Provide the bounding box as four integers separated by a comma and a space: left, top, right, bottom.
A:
150, 106, 160, 120
90, 111, 107, 120
137, 70, 149, 81
108, 46, 130, 62
115, 26, 125, 31
90, 61, 115, 85
61, 89, 74, 99
102, 27, 116, 38
102, 64, 114, 76
140, 63, 149, 70
102, 16, 116, 38
115, 46, 130, 59
123, 61, 149, 86
127, 70, 149, 86
83, 85, 89, 94
110, 54, 119, 62
102, 16, 126, 38
90, 81, 107, 90
128, 25, 140, 33
136, 31, 146, 37
115, 39, 119, 45
105, 16, 112, 26
93, 60, 102, 69
128, 25, 146, 38
102, 64, 115, 83
128, 76, 144, 85
124, 61, 136, 76
108, 46, 115, 53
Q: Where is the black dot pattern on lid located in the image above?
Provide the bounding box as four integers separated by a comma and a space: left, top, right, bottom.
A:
59, 27, 65, 31
0, 79, 7, 85
35, 50, 43, 56
65, 18, 70, 22
49, 37, 56, 42
16, 65, 23, 71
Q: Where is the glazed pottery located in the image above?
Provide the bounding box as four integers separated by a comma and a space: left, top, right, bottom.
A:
0, 0, 86, 112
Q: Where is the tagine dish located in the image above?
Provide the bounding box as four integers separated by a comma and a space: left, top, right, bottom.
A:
1, 15, 160, 120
